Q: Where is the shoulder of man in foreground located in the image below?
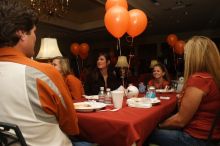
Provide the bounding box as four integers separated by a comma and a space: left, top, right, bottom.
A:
27, 59, 80, 135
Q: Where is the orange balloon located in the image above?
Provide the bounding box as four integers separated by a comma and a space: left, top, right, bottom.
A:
79, 52, 88, 60
79, 43, 90, 54
104, 6, 129, 39
127, 9, 148, 38
70, 43, 80, 56
167, 34, 178, 47
105, 0, 128, 11
174, 40, 185, 55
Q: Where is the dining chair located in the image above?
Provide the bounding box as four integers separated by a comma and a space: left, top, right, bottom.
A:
206, 110, 220, 146
0, 121, 27, 146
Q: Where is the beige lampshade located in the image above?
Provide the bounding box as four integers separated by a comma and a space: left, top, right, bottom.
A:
36, 38, 62, 59
115, 56, 129, 68
150, 59, 159, 68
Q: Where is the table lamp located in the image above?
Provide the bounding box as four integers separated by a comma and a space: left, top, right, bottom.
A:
36, 38, 62, 61
115, 56, 129, 87
149, 59, 159, 68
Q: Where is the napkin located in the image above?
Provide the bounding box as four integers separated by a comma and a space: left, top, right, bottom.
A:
82, 95, 99, 100
159, 96, 170, 100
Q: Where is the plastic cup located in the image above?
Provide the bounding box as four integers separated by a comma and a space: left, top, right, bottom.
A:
111, 90, 124, 109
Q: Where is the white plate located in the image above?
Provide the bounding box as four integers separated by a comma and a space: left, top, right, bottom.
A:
156, 89, 175, 93
74, 102, 106, 112
82, 95, 99, 100
150, 98, 161, 105
127, 98, 152, 108
127, 97, 161, 108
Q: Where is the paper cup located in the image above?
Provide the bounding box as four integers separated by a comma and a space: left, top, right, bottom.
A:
111, 90, 124, 109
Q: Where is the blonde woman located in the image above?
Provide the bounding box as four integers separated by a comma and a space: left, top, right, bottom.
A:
52, 57, 84, 100
148, 36, 220, 146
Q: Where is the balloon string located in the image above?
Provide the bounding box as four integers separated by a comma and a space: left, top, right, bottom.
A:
172, 47, 178, 79
82, 59, 84, 70
76, 55, 80, 75
128, 56, 131, 69
118, 38, 121, 56
131, 37, 134, 46
116, 39, 119, 51
128, 38, 134, 69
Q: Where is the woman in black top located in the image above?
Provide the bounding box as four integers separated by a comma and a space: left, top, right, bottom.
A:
84, 52, 121, 95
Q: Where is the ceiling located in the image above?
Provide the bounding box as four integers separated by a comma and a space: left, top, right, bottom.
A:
37, 0, 220, 36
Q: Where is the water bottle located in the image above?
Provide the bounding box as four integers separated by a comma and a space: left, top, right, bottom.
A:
104, 88, 112, 104
138, 82, 146, 93
146, 86, 156, 99
98, 87, 105, 103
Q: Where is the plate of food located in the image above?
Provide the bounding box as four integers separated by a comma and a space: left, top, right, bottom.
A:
150, 98, 161, 105
74, 101, 106, 112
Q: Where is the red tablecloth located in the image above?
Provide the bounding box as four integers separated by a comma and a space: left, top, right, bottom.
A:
76, 93, 177, 146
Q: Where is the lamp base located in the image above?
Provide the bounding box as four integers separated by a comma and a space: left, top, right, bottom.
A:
120, 67, 127, 87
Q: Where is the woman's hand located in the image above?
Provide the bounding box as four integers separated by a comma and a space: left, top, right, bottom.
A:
176, 92, 183, 108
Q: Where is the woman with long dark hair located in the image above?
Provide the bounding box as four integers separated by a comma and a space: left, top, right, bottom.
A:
84, 52, 121, 95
